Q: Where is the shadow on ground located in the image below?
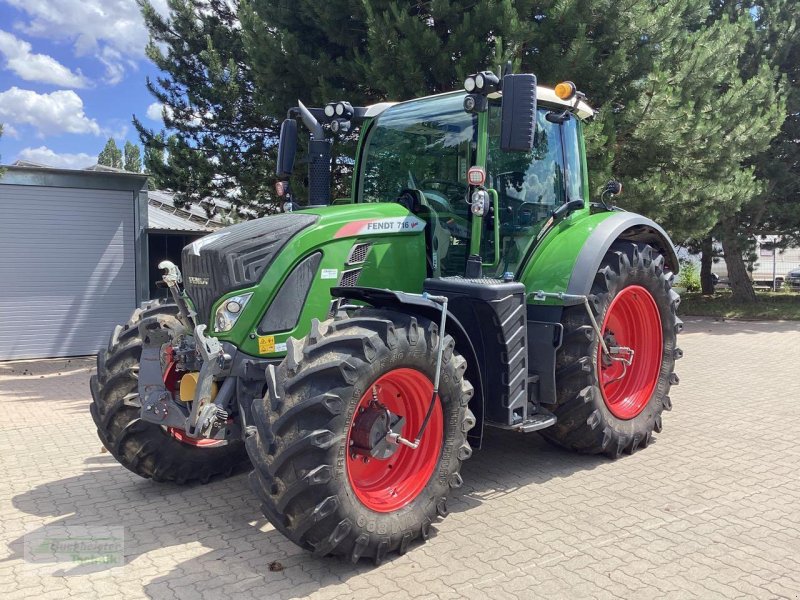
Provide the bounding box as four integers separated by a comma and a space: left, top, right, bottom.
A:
9, 427, 606, 598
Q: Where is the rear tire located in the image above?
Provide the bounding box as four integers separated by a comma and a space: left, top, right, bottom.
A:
542, 242, 682, 458
246, 310, 476, 563
90, 299, 249, 483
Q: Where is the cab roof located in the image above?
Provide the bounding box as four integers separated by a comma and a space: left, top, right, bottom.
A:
364, 86, 595, 120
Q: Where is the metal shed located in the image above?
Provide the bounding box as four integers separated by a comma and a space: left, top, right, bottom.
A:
0, 164, 149, 360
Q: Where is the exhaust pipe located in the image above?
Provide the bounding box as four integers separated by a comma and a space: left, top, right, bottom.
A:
297, 100, 332, 206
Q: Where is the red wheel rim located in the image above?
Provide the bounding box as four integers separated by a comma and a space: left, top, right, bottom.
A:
597, 285, 663, 420
162, 347, 224, 448
346, 368, 443, 513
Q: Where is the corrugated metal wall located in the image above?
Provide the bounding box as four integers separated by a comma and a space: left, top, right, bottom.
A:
0, 184, 137, 360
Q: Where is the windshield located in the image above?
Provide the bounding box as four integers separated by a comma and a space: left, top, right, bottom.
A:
358, 93, 477, 276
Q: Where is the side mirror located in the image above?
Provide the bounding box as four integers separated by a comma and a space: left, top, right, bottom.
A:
500, 74, 537, 152
276, 118, 297, 178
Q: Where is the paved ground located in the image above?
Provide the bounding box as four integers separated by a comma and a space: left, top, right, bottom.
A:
1, 316, 799, 599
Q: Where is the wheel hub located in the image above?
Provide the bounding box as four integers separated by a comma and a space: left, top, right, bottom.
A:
597, 285, 663, 420
350, 398, 405, 460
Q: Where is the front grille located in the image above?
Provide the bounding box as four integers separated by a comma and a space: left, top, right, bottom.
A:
339, 268, 362, 288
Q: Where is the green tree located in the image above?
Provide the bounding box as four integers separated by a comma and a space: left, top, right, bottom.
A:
710, 0, 800, 301
143, 131, 167, 189
138, 0, 786, 268
123, 141, 143, 173
98, 138, 123, 169
135, 0, 275, 215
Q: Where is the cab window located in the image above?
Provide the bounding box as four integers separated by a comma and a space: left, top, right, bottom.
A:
485, 106, 567, 275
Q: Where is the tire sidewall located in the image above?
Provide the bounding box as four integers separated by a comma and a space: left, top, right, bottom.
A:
330, 324, 464, 538
591, 247, 676, 436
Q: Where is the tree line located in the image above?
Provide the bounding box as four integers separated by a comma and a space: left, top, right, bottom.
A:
134, 0, 800, 302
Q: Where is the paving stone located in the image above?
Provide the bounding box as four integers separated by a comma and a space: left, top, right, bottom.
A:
1, 317, 799, 598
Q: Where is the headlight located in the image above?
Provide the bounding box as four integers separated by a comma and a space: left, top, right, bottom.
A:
214, 293, 252, 332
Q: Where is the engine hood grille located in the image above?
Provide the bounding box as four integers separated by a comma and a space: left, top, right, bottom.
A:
181, 213, 319, 324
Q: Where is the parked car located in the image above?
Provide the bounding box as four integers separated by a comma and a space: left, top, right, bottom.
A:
787, 266, 800, 290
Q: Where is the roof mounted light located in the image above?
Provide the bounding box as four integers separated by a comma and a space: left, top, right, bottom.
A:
324, 103, 336, 118
554, 81, 577, 101
475, 71, 500, 93
464, 76, 476, 93
335, 101, 353, 119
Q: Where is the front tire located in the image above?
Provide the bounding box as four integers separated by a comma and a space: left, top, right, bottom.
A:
247, 310, 476, 563
89, 299, 249, 483
542, 242, 682, 457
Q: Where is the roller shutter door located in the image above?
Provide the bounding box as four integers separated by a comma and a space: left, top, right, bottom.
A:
0, 184, 137, 360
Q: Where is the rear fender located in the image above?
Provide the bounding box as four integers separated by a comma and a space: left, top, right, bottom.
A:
518, 210, 679, 299
566, 212, 680, 296
330, 286, 485, 448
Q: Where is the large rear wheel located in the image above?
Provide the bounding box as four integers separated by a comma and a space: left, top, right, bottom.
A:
89, 299, 249, 483
542, 242, 682, 457
247, 310, 476, 563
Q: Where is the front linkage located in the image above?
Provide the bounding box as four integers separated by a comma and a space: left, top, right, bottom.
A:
137, 262, 239, 445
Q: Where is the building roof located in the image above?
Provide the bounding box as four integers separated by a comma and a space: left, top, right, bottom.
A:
147, 189, 231, 233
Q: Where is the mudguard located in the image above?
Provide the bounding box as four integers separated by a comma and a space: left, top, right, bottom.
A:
566, 212, 680, 296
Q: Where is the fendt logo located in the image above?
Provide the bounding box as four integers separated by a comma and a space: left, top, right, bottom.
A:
187, 276, 210, 285
334, 216, 426, 239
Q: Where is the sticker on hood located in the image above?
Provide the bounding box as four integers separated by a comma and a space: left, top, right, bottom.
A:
334, 215, 426, 239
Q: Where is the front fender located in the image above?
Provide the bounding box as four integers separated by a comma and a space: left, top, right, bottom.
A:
566, 212, 679, 296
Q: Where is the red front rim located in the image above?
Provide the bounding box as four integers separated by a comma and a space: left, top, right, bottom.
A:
162, 347, 224, 448
346, 368, 443, 513
597, 285, 663, 420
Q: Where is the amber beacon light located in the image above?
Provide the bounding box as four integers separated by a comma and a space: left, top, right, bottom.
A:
554, 81, 577, 101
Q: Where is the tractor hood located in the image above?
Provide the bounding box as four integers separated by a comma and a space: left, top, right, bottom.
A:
182, 213, 320, 324
180, 203, 428, 329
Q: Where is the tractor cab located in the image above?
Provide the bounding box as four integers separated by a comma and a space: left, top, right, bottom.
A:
278, 75, 595, 282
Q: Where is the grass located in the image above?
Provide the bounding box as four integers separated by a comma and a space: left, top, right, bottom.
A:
679, 289, 800, 320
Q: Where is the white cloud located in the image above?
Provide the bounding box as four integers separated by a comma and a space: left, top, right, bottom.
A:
6, 0, 171, 84
0, 87, 101, 136
0, 30, 89, 88
1, 123, 20, 138
16, 146, 96, 169
146, 101, 174, 122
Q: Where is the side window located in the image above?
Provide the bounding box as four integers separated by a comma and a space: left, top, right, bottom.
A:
562, 116, 585, 202
486, 106, 566, 275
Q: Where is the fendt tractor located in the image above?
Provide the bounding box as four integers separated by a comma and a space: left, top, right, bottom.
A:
91, 69, 682, 563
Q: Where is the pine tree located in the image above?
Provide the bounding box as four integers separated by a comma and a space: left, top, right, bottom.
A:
719, 0, 800, 300
98, 138, 123, 169
135, 0, 275, 216
137, 0, 787, 272
123, 141, 143, 173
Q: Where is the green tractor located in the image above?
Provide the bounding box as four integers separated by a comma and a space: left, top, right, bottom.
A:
91, 70, 682, 563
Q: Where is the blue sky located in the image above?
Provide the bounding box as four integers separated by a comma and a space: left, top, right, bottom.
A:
0, 0, 170, 169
